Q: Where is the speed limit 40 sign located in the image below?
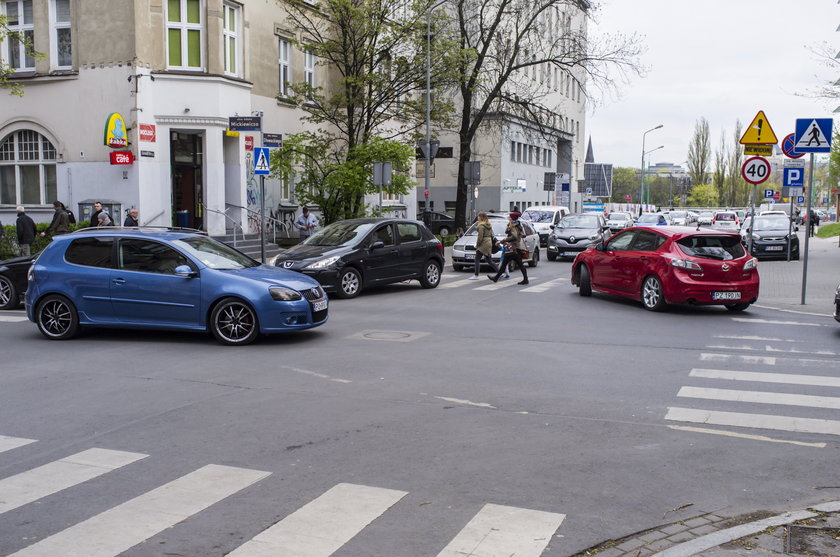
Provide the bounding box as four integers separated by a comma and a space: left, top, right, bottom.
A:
741, 156, 771, 184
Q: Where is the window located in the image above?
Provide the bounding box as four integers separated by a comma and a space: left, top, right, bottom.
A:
304, 49, 316, 91
546, 150, 552, 167
510, 140, 516, 162
397, 223, 421, 243
65, 238, 114, 268
631, 231, 665, 252
372, 224, 394, 246
278, 38, 290, 96
49, 0, 72, 69
2, 0, 35, 71
606, 231, 635, 252
119, 239, 190, 274
0, 130, 57, 206
167, 0, 204, 70
222, 2, 241, 77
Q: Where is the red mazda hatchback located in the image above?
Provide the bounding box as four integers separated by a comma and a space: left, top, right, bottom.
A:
571, 227, 759, 311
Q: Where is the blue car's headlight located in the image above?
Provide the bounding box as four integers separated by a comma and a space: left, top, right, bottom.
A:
305, 256, 341, 270
269, 286, 302, 301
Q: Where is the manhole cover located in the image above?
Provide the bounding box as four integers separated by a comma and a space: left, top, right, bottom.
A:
363, 331, 412, 340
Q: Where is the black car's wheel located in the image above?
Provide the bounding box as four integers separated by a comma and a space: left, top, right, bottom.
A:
725, 303, 751, 312
547, 251, 557, 261
528, 248, 539, 267
210, 297, 260, 345
0, 275, 19, 310
420, 260, 442, 288
438, 226, 451, 237
453, 263, 464, 272
35, 295, 79, 340
578, 264, 592, 297
336, 267, 362, 299
641, 275, 666, 312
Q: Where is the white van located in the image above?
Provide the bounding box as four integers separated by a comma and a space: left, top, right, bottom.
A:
520, 205, 570, 246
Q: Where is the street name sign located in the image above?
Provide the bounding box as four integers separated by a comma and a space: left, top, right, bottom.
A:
794, 118, 833, 153
741, 156, 771, 184
229, 116, 262, 131
740, 110, 778, 145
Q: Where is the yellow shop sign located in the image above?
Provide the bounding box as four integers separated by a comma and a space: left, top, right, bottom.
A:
104, 112, 128, 148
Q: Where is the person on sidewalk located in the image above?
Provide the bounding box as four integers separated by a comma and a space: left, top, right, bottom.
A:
469, 212, 499, 279
487, 211, 528, 285
294, 206, 318, 242
124, 207, 139, 227
15, 206, 37, 256
89, 201, 103, 228
40, 201, 70, 237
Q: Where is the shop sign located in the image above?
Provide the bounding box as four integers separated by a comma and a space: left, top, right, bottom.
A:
139, 124, 156, 143
110, 151, 134, 165
104, 113, 129, 148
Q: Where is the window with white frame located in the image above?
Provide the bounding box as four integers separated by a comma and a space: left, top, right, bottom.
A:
278, 38, 290, 96
510, 141, 516, 162
546, 149, 552, 168
304, 49, 316, 91
50, 0, 71, 69
223, 2, 241, 77
2, 0, 35, 71
0, 130, 57, 206
166, 0, 204, 70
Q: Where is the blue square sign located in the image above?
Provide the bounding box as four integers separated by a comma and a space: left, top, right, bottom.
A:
797, 196, 805, 204
763, 189, 774, 199
794, 118, 833, 153
783, 167, 804, 188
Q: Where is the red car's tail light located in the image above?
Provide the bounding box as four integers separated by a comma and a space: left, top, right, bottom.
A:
669, 257, 703, 271
744, 257, 758, 271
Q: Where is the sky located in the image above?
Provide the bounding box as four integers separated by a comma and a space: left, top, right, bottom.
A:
586, 0, 838, 169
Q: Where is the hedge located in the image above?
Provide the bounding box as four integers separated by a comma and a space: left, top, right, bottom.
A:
0, 222, 93, 260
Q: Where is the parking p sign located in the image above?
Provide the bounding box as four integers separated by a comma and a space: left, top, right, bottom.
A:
783, 167, 804, 188
763, 189, 774, 199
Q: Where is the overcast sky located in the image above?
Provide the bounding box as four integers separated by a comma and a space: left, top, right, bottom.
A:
586, 0, 838, 169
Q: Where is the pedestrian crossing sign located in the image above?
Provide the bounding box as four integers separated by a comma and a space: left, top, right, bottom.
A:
794, 118, 833, 153
254, 147, 270, 175
739, 110, 778, 145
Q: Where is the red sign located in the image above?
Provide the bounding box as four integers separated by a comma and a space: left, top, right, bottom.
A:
625, 194, 632, 202
741, 156, 771, 185
139, 124, 156, 143
773, 190, 781, 201
424, 189, 429, 197
782, 133, 804, 159
110, 151, 134, 165
245, 136, 254, 151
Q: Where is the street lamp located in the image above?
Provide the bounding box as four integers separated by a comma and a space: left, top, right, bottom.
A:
640, 125, 663, 214
422, 0, 447, 225
644, 145, 663, 209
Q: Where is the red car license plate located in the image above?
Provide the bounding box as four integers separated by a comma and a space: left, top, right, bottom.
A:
713, 291, 741, 300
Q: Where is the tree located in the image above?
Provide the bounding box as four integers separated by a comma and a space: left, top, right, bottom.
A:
686, 117, 710, 188
449, 0, 643, 229
712, 130, 727, 205
273, 0, 459, 221
609, 166, 639, 203
725, 120, 745, 206
686, 184, 718, 207
829, 127, 840, 192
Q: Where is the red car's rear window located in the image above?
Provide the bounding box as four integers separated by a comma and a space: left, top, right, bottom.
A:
677, 235, 745, 261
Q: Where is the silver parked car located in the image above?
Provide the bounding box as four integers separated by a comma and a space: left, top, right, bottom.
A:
451, 218, 540, 271
547, 213, 610, 261
605, 212, 634, 233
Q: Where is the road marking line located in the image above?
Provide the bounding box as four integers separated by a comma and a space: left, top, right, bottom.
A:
677, 386, 840, 410
713, 335, 798, 342
706, 344, 837, 356
690, 368, 840, 388
665, 407, 840, 436
0, 448, 148, 515
435, 396, 496, 409
440, 278, 481, 289
436, 503, 565, 557
521, 277, 566, 293
9, 464, 270, 557
699, 353, 776, 365
286, 366, 352, 384
667, 425, 826, 448
227, 483, 407, 557
731, 317, 821, 327
0, 435, 36, 454
474, 279, 522, 291
0, 315, 27, 323
706, 344, 756, 351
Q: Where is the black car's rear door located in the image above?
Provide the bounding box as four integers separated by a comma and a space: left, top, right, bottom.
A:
364, 224, 401, 283
395, 222, 427, 277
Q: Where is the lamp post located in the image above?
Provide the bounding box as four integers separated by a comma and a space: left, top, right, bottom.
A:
640, 125, 663, 214
422, 0, 447, 225
644, 145, 663, 209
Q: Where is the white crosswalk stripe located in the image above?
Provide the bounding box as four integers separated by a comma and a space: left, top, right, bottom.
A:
690, 368, 840, 388
437, 503, 565, 557
440, 274, 566, 292
9, 464, 270, 557
0, 434, 36, 454
665, 407, 840, 436
521, 277, 567, 293
0, 448, 147, 515
730, 317, 821, 327
677, 386, 840, 410
0, 315, 27, 323
227, 483, 407, 556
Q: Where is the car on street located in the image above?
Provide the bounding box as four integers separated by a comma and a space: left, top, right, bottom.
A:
571, 226, 759, 312
697, 211, 715, 226
633, 213, 669, 227
418, 211, 456, 236
712, 211, 739, 230
24, 228, 328, 344
451, 218, 540, 271
520, 205, 569, 246
668, 210, 693, 226
273, 218, 444, 299
741, 215, 799, 260
546, 213, 610, 261
0, 254, 37, 310
605, 212, 635, 233
835, 282, 840, 323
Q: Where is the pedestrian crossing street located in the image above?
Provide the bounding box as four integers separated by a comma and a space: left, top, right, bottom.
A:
439, 272, 568, 293
0, 436, 566, 556
665, 317, 840, 444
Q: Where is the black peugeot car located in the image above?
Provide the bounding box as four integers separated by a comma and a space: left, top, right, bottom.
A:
272, 218, 445, 298
0, 254, 37, 310
741, 216, 799, 260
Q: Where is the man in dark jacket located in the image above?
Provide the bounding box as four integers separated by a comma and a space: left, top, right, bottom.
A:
15, 206, 37, 256
41, 201, 70, 237
124, 207, 139, 227
90, 201, 103, 228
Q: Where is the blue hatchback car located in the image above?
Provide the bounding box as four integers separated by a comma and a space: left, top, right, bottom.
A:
25, 228, 328, 345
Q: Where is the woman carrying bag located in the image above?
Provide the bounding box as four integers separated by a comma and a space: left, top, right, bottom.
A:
487, 211, 529, 285
470, 212, 499, 279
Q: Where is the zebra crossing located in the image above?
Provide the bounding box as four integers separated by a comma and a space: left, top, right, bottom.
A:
439, 272, 568, 293
665, 317, 840, 443
0, 436, 566, 556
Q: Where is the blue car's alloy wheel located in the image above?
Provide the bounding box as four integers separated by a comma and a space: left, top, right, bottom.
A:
36, 295, 79, 340
211, 298, 259, 345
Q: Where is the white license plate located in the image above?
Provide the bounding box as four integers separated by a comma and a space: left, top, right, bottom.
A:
313, 299, 328, 312
712, 291, 741, 300
765, 246, 784, 251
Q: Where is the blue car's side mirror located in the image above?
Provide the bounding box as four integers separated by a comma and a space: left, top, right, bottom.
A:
174, 265, 196, 277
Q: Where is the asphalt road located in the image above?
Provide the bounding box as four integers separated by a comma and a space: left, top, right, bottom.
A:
1, 258, 839, 556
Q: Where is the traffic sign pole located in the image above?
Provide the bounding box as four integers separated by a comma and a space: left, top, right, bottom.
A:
801, 153, 814, 304
260, 175, 266, 263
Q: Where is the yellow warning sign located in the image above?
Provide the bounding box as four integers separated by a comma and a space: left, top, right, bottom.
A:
740, 110, 778, 145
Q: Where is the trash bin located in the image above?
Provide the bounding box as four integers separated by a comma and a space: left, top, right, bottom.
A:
175, 210, 190, 228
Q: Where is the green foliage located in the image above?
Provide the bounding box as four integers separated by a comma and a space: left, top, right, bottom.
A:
0, 221, 89, 259
816, 222, 840, 238
829, 127, 840, 189
271, 134, 415, 225
686, 184, 719, 207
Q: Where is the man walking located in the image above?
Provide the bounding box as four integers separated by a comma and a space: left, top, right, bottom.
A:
40, 201, 70, 237
124, 207, 139, 227
294, 206, 318, 242
90, 201, 103, 228
15, 206, 37, 256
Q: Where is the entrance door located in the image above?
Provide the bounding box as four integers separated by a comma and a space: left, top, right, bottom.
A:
171, 132, 204, 229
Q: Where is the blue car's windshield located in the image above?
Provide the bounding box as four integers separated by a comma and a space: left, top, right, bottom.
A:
173, 237, 259, 270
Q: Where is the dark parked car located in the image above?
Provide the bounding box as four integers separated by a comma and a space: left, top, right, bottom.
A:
418, 211, 456, 236
835, 282, 840, 323
272, 218, 444, 299
24, 228, 327, 345
0, 254, 37, 310
547, 213, 610, 261
571, 226, 759, 312
741, 216, 799, 260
